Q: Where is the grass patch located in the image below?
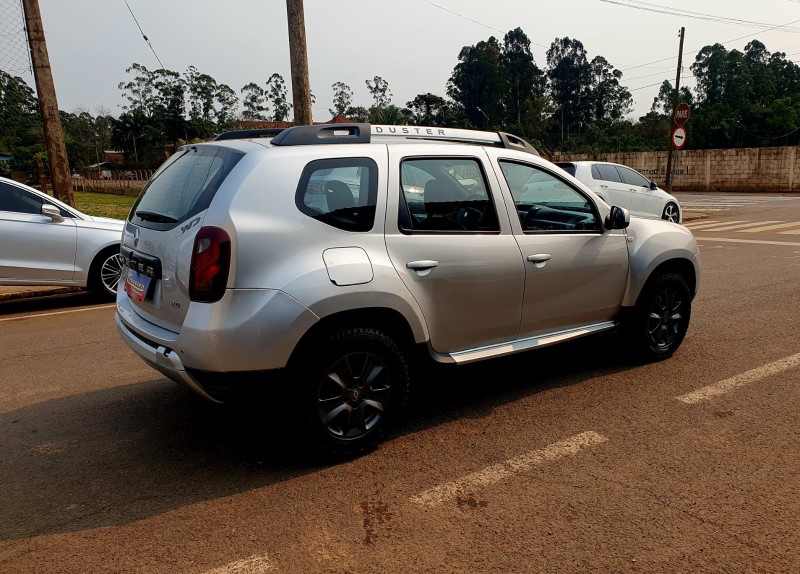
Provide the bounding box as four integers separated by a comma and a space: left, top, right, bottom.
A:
74, 191, 137, 220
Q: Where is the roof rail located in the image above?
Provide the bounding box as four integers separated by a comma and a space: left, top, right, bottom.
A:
271, 123, 370, 146
266, 123, 540, 155
214, 128, 285, 141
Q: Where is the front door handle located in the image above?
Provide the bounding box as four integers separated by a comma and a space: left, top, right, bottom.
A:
600, 184, 609, 188
526, 254, 552, 263
526, 254, 552, 268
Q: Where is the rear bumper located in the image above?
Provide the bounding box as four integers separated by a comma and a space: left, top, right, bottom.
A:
115, 313, 222, 403
116, 287, 319, 374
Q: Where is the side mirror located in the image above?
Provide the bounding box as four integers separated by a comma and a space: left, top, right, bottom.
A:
41, 203, 64, 222
604, 206, 630, 230
649, 181, 658, 191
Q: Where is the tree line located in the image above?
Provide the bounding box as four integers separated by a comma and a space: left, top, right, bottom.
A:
2, 28, 800, 172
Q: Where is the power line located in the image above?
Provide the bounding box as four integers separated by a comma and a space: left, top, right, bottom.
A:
599, 0, 800, 32
122, 0, 164, 69
419, 0, 550, 49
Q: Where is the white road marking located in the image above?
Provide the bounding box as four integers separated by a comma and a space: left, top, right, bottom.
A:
0, 304, 115, 323
685, 220, 747, 230
694, 236, 800, 247
738, 221, 800, 233
410, 431, 608, 507
677, 352, 800, 404
698, 220, 783, 232
202, 554, 276, 574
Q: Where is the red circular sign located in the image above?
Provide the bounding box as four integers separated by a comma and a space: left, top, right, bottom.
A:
674, 103, 691, 126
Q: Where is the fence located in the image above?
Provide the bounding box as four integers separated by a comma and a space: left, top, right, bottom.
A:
70, 169, 156, 196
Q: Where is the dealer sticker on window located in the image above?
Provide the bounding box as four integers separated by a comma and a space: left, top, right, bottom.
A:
124, 269, 152, 302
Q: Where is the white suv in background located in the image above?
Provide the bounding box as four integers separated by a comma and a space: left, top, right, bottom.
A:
556, 161, 682, 223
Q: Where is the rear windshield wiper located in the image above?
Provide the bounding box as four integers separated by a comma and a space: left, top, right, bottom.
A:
135, 210, 178, 223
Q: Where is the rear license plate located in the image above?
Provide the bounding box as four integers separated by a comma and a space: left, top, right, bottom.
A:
124, 269, 152, 302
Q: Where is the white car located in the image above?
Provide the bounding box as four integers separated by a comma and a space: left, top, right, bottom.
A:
0, 177, 125, 299
555, 161, 682, 223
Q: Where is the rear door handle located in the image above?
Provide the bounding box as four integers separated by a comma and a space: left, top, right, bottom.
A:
526, 253, 552, 267
407, 260, 439, 277
600, 184, 609, 188
407, 260, 439, 270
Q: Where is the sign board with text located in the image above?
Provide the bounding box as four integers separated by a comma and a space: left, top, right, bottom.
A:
674, 103, 691, 126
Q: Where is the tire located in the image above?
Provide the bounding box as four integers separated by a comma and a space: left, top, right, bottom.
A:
625, 272, 691, 361
289, 327, 411, 458
662, 202, 680, 223
88, 246, 123, 301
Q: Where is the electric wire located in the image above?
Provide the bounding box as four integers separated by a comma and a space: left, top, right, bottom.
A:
122, 0, 164, 69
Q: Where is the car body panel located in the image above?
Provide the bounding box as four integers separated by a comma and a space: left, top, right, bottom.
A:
0, 177, 124, 287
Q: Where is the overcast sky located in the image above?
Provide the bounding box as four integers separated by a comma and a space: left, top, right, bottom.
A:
9, 0, 800, 121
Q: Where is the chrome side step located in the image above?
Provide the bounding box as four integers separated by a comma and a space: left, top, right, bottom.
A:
433, 321, 617, 365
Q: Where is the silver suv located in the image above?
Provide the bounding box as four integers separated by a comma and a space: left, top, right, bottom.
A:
115, 124, 700, 455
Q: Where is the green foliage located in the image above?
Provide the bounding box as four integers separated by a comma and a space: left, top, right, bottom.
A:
365, 76, 392, 109
241, 82, 267, 120
330, 82, 353, 116
266, 73, 291, 122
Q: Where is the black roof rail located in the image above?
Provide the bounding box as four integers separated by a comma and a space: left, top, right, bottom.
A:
262, 123, 540, 156
271, 123, 370, 146
214, 128, 285, 141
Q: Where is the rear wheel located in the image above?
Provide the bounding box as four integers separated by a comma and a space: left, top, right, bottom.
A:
662, 202, 680, 223
88, 246, 123, 300
289, 327, 410, 457
625, 272, 691, 361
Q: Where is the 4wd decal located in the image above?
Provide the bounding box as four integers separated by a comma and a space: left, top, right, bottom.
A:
175, 216, 201, 237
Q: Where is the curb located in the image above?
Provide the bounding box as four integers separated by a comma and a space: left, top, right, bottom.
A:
0, 287, 82, 302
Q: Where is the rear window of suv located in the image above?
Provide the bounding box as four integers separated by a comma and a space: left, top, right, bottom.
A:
129, 145, 243, 230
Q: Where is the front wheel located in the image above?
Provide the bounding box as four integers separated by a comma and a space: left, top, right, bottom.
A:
289, 327, 411, 457
662, 202, 680, 223
624, 272, 691, 361
89, 247, 123, 301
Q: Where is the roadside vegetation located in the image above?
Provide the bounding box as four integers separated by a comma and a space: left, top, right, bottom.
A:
2, 28, 799, 175
74, 191, 136, 220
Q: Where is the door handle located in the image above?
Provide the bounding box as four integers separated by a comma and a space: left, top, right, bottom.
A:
600, 184, 609, 188
406, 260, 439, 270
526, 253, 552, 265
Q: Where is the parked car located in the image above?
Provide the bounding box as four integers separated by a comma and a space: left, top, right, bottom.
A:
555, 161, 682, 223
0, 177, 125, 299
115, 124, 700, 456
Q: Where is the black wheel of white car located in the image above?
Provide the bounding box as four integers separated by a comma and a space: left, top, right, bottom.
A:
89, 247, 123, 300
292, 327, 410, 457
662, 202, 680, 223
627, 272, 691, 361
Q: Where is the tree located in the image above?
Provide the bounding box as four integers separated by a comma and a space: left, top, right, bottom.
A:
589, 56, 632, 124
184, 65, 218, 121
447, 36, 505, 128
266, 73, 291, 121
241, 82, 267, 120
344, 105, 369, 122
0, 70, 40, 158
406, 93, 454, 125
365, 76, 392, 108
214, 84, 239, 127
118, 63, 157, 116
329, 81, 353, 116
546, 37, 593, 141
501, 28, 545, 127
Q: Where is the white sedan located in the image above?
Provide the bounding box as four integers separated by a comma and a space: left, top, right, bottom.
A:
0, 177, 125, 299
555, 161, 682, 223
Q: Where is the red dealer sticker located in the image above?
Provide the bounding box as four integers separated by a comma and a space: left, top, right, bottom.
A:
124, 269, 152, 302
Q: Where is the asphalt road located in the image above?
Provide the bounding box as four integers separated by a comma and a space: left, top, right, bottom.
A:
1, 194, 799, 573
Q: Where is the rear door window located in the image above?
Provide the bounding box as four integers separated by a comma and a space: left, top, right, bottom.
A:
296, 157, 378, 232
595, 164, 623, 183
129, 146, 243, 230
555, 163, 577, 177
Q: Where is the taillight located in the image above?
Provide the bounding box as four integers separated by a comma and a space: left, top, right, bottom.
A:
189, 226, 231, 303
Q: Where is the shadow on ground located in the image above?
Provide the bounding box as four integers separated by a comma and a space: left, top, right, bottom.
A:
0, 333, 633, 541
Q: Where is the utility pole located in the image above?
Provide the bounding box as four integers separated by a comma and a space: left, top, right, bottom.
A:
286, 0, 312, 125
664, 26, 685, 194
22, 0, 74, 206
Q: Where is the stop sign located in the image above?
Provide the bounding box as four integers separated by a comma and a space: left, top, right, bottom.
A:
675, 103, 691, 125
